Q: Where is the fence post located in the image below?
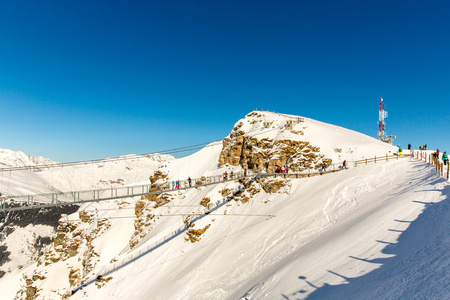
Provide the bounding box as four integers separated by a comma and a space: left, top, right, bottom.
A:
366, 158, 367, 165
375, 156, 377, 163
447, 162, 449, 180
386, 154, 388, 161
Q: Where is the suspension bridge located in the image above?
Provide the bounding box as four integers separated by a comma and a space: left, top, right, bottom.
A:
1, 154, 416, 214
0, 171, 257, 213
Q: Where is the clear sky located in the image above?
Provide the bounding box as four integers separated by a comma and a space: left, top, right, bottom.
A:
1, 1, 449, 162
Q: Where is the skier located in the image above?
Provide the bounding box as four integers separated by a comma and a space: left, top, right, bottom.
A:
230, 171, 234, 179
443, 152, 448, 166
436, 149, 440, 160
172, 181, 175, 189
224, 172, 228, 180
408, 143, 411, 150
188, 177, 192, 187
398, 146, 403, 157
342, 160, 347, 169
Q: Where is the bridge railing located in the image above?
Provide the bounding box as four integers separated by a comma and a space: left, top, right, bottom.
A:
0, 170, 253, 212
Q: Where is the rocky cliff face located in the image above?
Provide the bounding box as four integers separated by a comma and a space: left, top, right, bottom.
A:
219, 113, 331, 173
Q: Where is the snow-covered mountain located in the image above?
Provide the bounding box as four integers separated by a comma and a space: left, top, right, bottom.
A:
0, 111, 448, 300
0, 149, 174, 286
0, 150, 174, 196
0, 149, 55, 169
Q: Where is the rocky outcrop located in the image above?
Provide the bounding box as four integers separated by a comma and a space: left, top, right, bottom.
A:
258, 177, 291, 194
185, 224, 211, 243
219, 133, 330, 173
200, 197, 211, 207
14, 271, 47, 300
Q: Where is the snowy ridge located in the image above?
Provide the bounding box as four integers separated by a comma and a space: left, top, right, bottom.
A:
0, 149, 56, 168
0, 111, 448, 299
0, 149, 175, 196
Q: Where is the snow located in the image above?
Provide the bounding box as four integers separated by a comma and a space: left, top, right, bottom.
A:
0, 151, 174, 196
1, 224, 54, 271
0, 111, 448, 299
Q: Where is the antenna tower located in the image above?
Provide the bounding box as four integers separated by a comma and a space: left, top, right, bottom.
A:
378, 97, 396, 144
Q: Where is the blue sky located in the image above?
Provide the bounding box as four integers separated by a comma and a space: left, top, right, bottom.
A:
1, 1, 449, 162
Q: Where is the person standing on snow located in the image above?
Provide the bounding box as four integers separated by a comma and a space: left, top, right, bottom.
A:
188, 177, 192, 187
443, 152, 448, 165
408, 144, 411, 150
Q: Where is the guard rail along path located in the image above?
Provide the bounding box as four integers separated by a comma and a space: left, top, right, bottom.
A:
411, 149, 449, 180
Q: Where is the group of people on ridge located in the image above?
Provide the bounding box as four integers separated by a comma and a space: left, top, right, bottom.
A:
408, 143, 448, 166
432, 149, 448, 166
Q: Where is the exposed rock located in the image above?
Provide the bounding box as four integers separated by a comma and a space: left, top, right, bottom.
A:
79, 211, 95, 223
232, 180, 261, 203
259, 177, 291, 194
220, 133, 330, 173
130, 192, 174, 248
149, 170, 168, 185
15, 271, 46, 300
185, 224, 211, 243
196, 176, 206, 186
219, 188, 233, 198
95, 276, 113, 288
68, 268, 82, 287
200, 197, 211, 207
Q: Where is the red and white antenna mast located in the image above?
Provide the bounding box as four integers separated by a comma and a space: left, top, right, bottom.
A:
377, 97, 396, 144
